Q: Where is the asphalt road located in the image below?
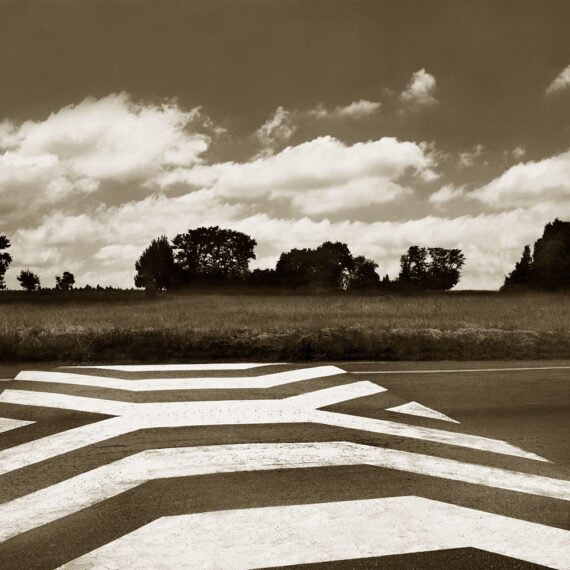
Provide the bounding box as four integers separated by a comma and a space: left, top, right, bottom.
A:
0, 360, 568, 569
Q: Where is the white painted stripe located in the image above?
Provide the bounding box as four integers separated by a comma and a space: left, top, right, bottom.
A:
0, 417, 134, 476
352, 365, 570, 374
285, 381, 386, 408
0, 389, 133, 416
313, 410, 547, 462
0, 417, 34, 433
386, 401, 460, 423
1, 441, 568, 542
15, 366, 345, 391
0, 382, 546, 472
69, 363, 281, 371
59, 497, 570, 570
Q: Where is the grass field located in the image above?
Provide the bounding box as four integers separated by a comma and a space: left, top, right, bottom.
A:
1, 291, 569, 362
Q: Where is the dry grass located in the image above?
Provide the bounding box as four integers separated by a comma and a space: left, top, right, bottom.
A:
1, 291, 569, 362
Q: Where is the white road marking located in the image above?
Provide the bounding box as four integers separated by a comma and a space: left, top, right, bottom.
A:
15, 366, 345, 391
386, 401, 460, 423
0, 389, 134, 416
1, 441, 568, 542
352, 365, 570, 374
68, 363, 280, 371
59, 496, 570, 570
0, 380, 545, 475
0, 417, 34, 433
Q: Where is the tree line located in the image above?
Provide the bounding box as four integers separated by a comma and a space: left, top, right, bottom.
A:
2, 219, 567, 294
133, 226, 466, 293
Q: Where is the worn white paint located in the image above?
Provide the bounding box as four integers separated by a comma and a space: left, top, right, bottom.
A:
0, 380, 546, 476
353, 365, 570, 374
1, 441, 568, 543
386, 401, 460, 423
0, 417, 34, 433
59, 496, 570, 570
15, 366, 345, 391
69, 363, 280, 371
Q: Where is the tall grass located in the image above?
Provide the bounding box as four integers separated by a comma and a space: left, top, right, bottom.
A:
1, 291, 569, 362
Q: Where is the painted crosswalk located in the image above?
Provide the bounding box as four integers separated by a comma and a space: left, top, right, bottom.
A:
0, 362, 568, 569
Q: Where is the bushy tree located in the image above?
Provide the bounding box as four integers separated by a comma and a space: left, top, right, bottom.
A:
0, 234, 12, 290
398, 246, 465, 290
502, 219, 570, 291
134, 236, 177, 291
249, 268, 279, 286
276, 242, 380, 291
17, 269, 40, 291
172, 226, 256, 284
55, 271, 75, 291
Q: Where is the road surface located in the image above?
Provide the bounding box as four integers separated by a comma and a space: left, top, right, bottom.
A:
0, 360, 568, 569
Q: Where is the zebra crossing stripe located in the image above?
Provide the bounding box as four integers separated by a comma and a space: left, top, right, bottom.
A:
0, 382, 546, 474
15, 366, 345, 390
68, 363, 281, 371
0, 417, 34, 434
1, 441, 568, 542
58, 496, 570, 570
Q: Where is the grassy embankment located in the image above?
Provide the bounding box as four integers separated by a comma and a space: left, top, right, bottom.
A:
0, 291, 569, 363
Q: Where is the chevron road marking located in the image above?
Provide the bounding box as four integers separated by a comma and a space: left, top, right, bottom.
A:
1, 441, 568, 542
387, 401, 460, 423
14, 366, 345, 391
0, 417, 34, 434
69, 363, 280, 371
0, 381, 546, 475
59, 496, 570, 570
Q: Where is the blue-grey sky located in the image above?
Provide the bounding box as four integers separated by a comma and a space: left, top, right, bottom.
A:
1, 0, 569, 289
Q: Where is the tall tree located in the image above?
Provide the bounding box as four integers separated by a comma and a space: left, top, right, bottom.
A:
172, 226, 256, 284
55, 271, 75, 291
502, 245, 533, 291
501, 219, 570, 291
0, 234, 12, 290
345, 256, 380, 290
398, 246, 428, 288
134, 236, 177, 291
17, 269, 40, 291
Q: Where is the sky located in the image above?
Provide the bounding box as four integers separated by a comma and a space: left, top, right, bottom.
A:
0, 0, 569, 290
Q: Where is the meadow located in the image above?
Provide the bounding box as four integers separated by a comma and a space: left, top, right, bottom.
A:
1, 291, 569, 363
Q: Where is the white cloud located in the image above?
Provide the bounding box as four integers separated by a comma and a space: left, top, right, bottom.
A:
545, 64, 570, 96
309, 100, 381, 120
429, 184, 465, 205
255, 106, 296, 154
469, 149, 570, 208
458, 144, 484, 168
400, 69, 438, 109
512, 146, 526, 160
0, 93, 210, 213
158, 136, 435, 215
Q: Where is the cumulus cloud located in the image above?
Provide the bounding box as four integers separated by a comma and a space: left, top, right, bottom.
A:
458, 144, 484, 168
254, 100, 381, 155
158, 136, 435, 215
428, 184, 465, 205
469, 149, 570, 208
255, 106, 296, 154
0, 93, 210, 217
400, 68, 438, 109
545, 64, 570, 96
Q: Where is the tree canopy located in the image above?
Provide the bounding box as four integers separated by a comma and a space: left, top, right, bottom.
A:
502, 219, 570, 291
55, 271, 75, 291
398, 246, 465, 290
17, 269, 40, 292
134, 236, 177, 291
0, 234, 12, 290
172, 226, 256, 284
